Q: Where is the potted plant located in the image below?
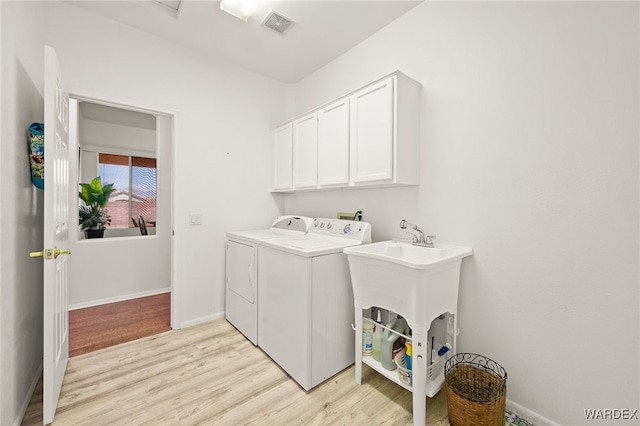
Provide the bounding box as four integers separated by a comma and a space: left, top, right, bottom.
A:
79, 177, 114, 239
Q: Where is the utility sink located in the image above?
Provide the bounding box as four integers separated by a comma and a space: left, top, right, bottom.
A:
344, 240, 473, 329
346, 239, 473, 426
344, 240, 472, 270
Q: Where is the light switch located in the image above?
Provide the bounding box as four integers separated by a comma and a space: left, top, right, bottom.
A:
189, 214, 202, 225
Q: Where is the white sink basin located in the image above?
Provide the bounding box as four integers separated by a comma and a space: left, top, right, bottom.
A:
343, 240, 472, 270
344, 240, 472, 327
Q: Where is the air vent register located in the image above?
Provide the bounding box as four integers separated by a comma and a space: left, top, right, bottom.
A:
261, 10, 295, 35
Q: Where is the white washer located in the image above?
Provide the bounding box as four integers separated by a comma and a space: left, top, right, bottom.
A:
225, 216, 313, 345
257, 218, 371, 390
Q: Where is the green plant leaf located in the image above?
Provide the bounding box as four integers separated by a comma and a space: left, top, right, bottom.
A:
79, 204, 111, 231
79, 176, 114, 208
90, 176, 102, 191
78, 176, 114, 229
102, 183, 115, 203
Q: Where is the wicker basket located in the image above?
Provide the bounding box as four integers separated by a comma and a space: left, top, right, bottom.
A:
445, 353, 507, 426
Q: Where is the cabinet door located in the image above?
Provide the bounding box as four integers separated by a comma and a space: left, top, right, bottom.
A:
293, 113, 318, 189
318, 98, 350, 186
273, 123, 293, 190
350, 77, 394, 183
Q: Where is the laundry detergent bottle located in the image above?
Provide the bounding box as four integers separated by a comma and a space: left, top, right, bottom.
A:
380, 317, 408, 371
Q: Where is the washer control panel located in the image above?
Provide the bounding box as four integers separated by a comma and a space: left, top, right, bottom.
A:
310, 218, 371, 243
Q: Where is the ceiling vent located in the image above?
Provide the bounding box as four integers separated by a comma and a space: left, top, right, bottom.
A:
261, 10, 295, 36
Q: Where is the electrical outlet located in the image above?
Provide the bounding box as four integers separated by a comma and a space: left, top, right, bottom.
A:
337, 211, 363, 220
189, 214, 202, 225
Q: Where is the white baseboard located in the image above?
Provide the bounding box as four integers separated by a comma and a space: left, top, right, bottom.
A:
69, 288, 171, 311
507, 398, 560, 426
179, 311, 225, 329
16, 363, 43, 426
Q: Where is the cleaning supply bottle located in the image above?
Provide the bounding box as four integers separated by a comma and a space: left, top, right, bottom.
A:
371, 310, 383, 361
405, 341, 412, 370
362, 319, 374, 355
431, 343, 452, 364
380, 317, 408, 371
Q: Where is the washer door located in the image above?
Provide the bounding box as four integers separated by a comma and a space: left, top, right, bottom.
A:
226, 240, 255, 303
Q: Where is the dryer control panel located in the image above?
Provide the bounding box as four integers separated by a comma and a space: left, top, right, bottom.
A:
271, 215, 314, 232
310, 218, 372, 243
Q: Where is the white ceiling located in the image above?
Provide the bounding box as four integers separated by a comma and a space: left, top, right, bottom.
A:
67, 0, 423, 84
79, 101, 157, 130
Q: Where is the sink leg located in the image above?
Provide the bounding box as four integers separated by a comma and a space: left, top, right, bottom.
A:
354, 308, 363, 385
412, 330, 428, 426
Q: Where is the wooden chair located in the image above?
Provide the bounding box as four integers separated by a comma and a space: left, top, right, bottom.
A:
138, 215, 148, 235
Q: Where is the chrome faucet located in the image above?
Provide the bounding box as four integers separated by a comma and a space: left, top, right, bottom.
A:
399, 219, 436, 248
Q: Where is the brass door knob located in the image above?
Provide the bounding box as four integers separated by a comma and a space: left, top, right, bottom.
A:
29, 248, 71, 259
54, 248, 71, 258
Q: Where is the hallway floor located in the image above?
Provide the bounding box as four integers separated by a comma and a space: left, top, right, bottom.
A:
69, 292, 171, 357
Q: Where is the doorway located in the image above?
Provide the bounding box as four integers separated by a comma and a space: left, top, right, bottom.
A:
68, 97, 174, 352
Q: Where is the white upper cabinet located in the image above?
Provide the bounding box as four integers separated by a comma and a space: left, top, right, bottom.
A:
273, 122, 293, 190
350, 78, 394, 183
293, 113, 318, 189
350, 73, 421, 187
272, 71, 421, 192
318, 98, 350, 187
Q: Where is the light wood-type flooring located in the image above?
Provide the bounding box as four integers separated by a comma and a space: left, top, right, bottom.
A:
22, 319, 451, 425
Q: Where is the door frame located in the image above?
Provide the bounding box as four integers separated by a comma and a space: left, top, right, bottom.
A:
70, 91, 179, 329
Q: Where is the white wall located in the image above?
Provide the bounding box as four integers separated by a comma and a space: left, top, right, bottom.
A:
69, 235, 168, 308
43, 1, 286, 327
284, 2, 639, 425
0, 2, 45, 425
0, 1, 3, 417
80, 119, 156, 160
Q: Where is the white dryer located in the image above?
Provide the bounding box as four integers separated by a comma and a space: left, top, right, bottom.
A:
257, 218, 371, 390
225, 216, 313, 345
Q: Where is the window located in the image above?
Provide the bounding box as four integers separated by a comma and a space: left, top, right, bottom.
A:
98, 153, 157, 228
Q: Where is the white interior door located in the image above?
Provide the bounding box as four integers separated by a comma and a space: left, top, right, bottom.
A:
43, 45, 71, 425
